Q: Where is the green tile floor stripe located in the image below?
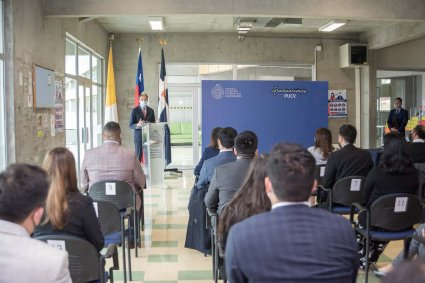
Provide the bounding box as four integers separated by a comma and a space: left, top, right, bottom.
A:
144, 203, 159, 207
145, 194, 161, 198
178, 270, 212, 280
111, 271, 144, 281
151, 241, 178, 247
147, 254, 178, 262
152, 224, 187, 229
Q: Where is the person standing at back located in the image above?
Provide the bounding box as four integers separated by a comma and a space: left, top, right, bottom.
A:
129, 93, 156, 162
322, 124, 373, 189
0, 164, 72, 283
387, 97, 408, 136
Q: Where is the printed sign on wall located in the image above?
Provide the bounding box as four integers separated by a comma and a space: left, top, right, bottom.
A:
328, 89, 347, 118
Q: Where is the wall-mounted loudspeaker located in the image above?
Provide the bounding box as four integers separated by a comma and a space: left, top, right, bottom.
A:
339, 43, 368, 68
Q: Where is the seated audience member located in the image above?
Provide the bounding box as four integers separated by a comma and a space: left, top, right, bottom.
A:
197, 127, 237, 190
194, 127, 221, 177
225, 143, 358, 283
0, 164, 72, 283
322, 124, 373, 189
381, 260, 425, 283
34, 148, 104, 252
407, 125, 425, 163
376, 224, 425, 277
81, 121, 146, 213
358, 133, 418, 270
217, 154, 271, 252
308, 127, 334, 165
205, 131, 258, 214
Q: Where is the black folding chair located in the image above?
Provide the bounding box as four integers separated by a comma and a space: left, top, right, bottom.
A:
206, 207, 226, 283
414, 163, 425, 204
314, 164, 326, 187
350, 193, 423, 283
320, 176, 366, 214
89, 180, 140, 281
94, 200, 130, 283
36, 234, 118, 283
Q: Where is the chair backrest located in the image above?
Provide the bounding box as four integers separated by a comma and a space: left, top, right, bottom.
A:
89, 180, 134, 210
314, 165, 326, 186
414, 163, 425, 203
332, 176, 366, 206
93, 200, 122, 236
35, 234, 102, 283
370, 193, 422, 231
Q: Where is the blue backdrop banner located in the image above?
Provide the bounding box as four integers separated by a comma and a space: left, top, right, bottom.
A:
202, 80, 328, 153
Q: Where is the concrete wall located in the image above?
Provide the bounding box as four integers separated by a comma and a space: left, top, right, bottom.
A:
113, 33, 359, 147
9, 0, 108, 164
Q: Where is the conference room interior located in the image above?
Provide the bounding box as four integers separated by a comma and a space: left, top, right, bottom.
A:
1, 0, 425, 282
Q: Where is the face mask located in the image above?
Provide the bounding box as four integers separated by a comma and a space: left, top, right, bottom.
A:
140, 101, 147, 108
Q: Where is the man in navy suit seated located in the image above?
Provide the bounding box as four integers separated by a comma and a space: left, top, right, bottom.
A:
387, 97, 408, 137
225, 143, 358, 283
196, 127, 237, 190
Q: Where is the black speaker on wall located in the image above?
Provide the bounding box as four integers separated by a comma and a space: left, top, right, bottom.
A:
340, 43, 368, 68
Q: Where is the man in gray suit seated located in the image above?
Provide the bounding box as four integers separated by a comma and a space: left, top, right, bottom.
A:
205, 131, 258, 214
225, 143, 358, 283
197, 127, 237, 190
0, 164, 72, 283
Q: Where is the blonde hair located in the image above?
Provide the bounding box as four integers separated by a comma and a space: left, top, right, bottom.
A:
42, 147, 78, 229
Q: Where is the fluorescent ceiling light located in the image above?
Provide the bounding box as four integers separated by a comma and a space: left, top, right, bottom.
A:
149, 17, 163, 31
238, 30, 248, 34
319, 20, 347, 32
238, 21, 255, 28
237, 26, 251, 31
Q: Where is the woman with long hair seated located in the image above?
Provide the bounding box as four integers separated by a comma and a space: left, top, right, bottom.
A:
33, 147, 104, 252
217, 154, 271, 253
307, 127, 334, 165
358, 133, 418, 270
194, 127, 221, 177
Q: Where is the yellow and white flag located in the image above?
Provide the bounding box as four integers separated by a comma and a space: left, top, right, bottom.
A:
105, 46, 118, 123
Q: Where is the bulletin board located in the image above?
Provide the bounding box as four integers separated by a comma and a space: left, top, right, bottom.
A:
33, 64, 55, 108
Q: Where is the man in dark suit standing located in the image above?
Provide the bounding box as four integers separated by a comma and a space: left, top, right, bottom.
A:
407, 125, 425, 163
225, 143, 358, 283
387, 97, 408, 136
322, 124, 373, 189
129, 93, 156, 162
205, 131, 257, 214
196, 127, 238, 190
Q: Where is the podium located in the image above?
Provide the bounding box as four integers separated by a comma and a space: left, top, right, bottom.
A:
141, 122, 167, 188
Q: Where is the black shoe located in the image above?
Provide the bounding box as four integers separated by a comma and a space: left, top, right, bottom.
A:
373, 270, 387, 278
127, 240, 135, 249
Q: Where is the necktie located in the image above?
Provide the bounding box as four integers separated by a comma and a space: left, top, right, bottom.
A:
143, 108, 147, 118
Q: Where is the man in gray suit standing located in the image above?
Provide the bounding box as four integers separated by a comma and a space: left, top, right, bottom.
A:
205, 131, 258, 214
225, 143, 358, 283
196, 127, 237, 190
81, 121, 146, 211
0, 164, 72, 283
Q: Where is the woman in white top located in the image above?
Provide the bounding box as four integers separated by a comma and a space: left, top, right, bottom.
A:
308, 128, 333, 165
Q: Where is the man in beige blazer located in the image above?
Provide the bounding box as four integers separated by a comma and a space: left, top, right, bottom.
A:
81, 121, 146, 211
0, 164, 72, 283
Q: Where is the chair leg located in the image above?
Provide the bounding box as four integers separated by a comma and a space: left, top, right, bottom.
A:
121, 221, 127, 283
134, 209, 139, 258
141, 190, 145, 231
211, 228, 216, 282
127, 235, 133, 281
364, 236, 369, 283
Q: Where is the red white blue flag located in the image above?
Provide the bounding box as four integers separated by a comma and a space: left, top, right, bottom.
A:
158, 48, 172, 165
133, 48, 144, 107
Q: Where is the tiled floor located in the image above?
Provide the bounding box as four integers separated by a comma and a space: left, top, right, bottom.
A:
107, 169, 402, 283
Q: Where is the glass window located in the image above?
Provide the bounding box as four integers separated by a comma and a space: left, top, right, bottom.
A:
91, 55, 101, 83
78, 47, 90, 79
65, 40, 76, 75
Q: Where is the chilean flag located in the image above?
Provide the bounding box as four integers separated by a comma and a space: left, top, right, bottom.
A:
158, 48, 172, 166
133, 48, 144, 107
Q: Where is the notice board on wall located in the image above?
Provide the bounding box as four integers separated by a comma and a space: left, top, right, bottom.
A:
202, 80, 328, 153
33, 64, 55, 108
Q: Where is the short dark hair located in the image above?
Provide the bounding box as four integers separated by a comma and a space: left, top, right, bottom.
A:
103, 121, 121, 135
0, 164, 49, 223
267, 143, 315, 202
139, 93, 148, 99
339, 124, 357, 144
218, 127, 237, 149
413, 125, 425, 140
395, 97, 402, 104
234, 131, 258, 157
